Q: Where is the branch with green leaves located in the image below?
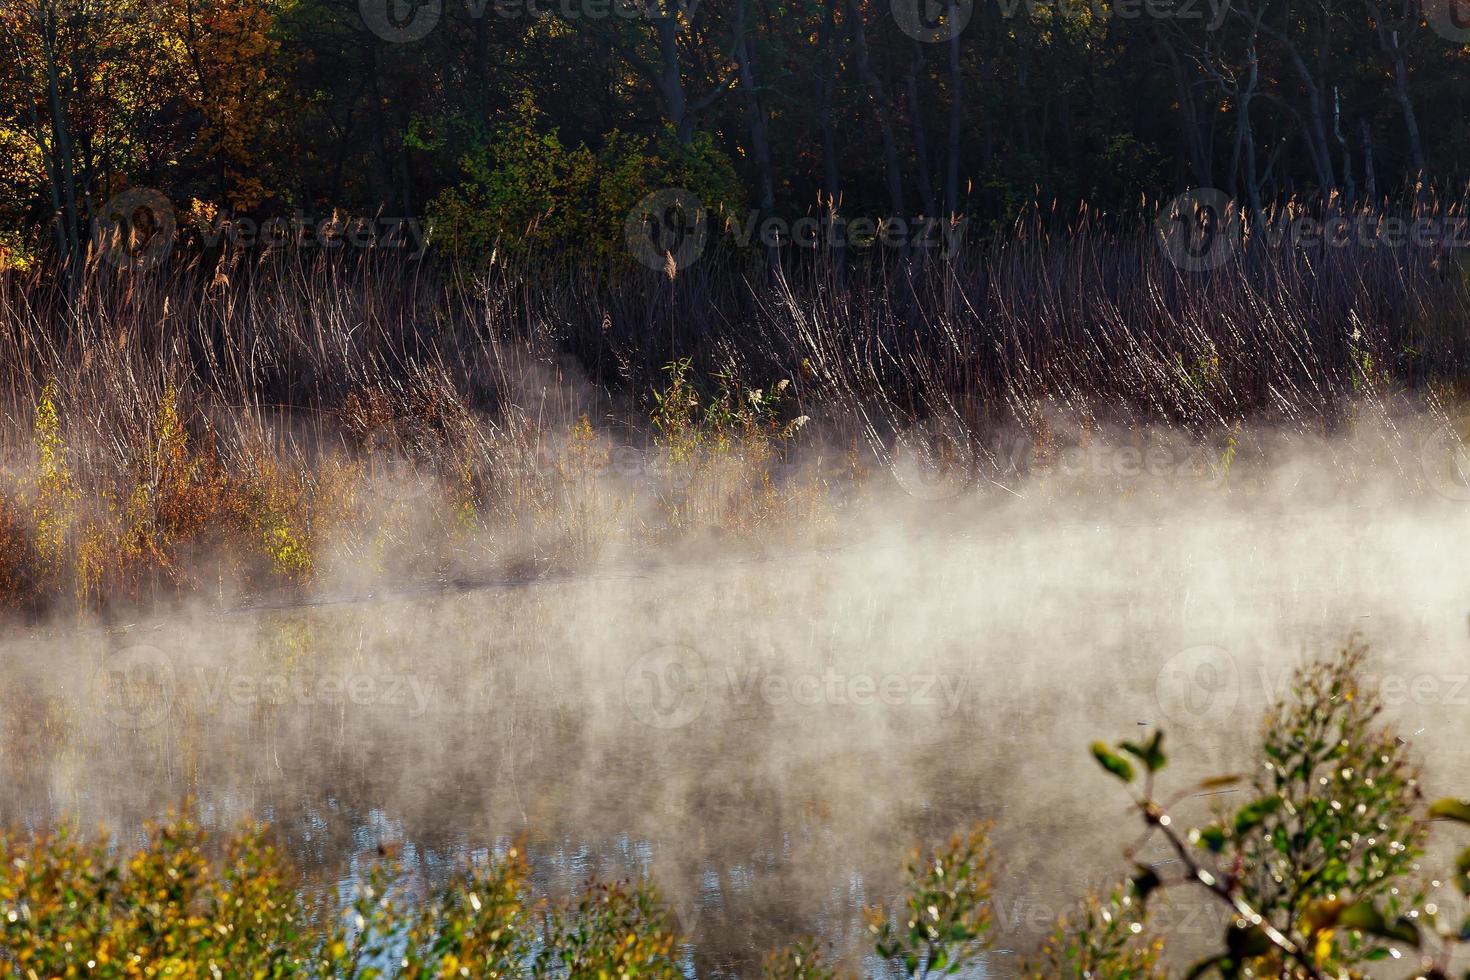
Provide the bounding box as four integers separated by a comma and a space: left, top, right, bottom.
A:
1092, 642, 1470, 979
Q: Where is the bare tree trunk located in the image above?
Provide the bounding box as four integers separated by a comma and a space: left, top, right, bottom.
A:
1160, 33, 1214, 187
1361, 118, 1378, 202
1333, 87, 1355, 203
1365, 0, 1426, 178
944, 0, 962, 220
848, 0, 907, 218
734, 0, 778, 274
1272, 40, 1336, 192
906, 41, 937, 218
39, 2, 81, 287
818, 0, 842, 206
653, 5, 693, 143
1388, 51, 1425, 177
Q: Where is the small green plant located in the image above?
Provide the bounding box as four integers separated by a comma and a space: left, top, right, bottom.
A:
1020, 881, 1165, 979
2, 639, 1465, 979
1089, 639, 1470, 978
30, 380, 76, 590
866, 825, 994, 978
761, 938, 841, 979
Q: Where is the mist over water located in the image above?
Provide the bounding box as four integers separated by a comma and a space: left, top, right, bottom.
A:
4, 418, 1470, 975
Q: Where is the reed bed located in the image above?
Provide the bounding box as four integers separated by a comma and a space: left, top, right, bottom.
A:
1, 195, 1468, 615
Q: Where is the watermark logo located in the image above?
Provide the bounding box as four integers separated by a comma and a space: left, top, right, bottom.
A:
194, 667, 436, 716
1157, 188, 1241, 272
891, 415, 975, 501
625, 189, 709, 274
1159, 191, 1470, 271
624, 644, 708, 729
1155, 645, 1240, 730
894, 0, 975, 42
1425, 0, 1470, 43
93, 188, 176, 272
725, 666, 969, 715
361, 0, 443, 42
1421, 426, 1470, 501
477, 0, 703, 21
93, 645, 175, 730
993, 0, 1231, 28
194, 213, 430, 259
727, 212, 968, 257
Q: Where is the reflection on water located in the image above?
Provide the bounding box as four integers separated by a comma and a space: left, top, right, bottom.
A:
3, 490, 1470, 974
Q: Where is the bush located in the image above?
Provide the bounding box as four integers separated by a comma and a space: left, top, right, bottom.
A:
426, 94, 743, 266
1, 640, 1464, 978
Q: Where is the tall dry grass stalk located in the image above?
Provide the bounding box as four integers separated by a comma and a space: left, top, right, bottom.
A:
0, 194, 1467, 616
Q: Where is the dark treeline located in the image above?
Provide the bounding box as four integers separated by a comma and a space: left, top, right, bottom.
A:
2, 0, 1469, 271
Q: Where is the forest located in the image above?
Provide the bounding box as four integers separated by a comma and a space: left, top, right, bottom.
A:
2, 0, 1468, 277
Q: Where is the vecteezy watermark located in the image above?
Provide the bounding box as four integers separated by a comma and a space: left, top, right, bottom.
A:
892, 427, 1232, 501
1425, 0, 1470, 43
625, 188, 970, 272
723, 666, 969, 716
1156, 188, 1242, 273
192, 213, 430, 260
894, 0, 975, 42
93, 645, 175, 730
993, 0, 1230, 27
1156, 645, 1470, 731
94, 190, 428, 270
92, 647, 437, 728
725, 213, 969, 258
623, 644, 971, 729
895, 0, 1227, 39
1154, 645, 1241, 730
1420, 426, 1470, 501
990, 887, 1230, 939
624, 643, 709, 729
361, 0, 701, 42
625, 189, 709, 274
1157, 188, 1470, 272
891, 415, 976, 501
93, 188, 177, 272
192, 666, 437, 716
360, 0, 443, 42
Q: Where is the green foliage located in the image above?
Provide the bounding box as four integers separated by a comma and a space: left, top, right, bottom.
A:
1, 638, 1466, 979
538, 880, 683, 978
427, 96, 742, 265
762, 938, 841, 980
867, 826, 993, 978
1019, 881, 1166, 979
1089, 639, 1470, 979
651, 360, 807, 461
0, 819, 682, 979
0, 814, 319, 977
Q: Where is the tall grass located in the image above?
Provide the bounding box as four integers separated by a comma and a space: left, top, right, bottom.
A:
1, 194, 1468, 614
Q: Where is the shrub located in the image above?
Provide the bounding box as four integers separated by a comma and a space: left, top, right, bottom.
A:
1090, 639, 1470, 978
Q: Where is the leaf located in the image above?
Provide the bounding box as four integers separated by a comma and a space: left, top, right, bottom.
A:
1458, 845, 1470, 876
1091, 743, 1135, 783
1225, 922, 1271, 959
1339, 900, 1420, 947
1428, 798, 1470, 825
1338, 900, 1386, 933
1131, 865, 1162, 907
1198, 774, 1245, 790
1194, 824, 1227, 853
1302, 898, 1345, 934
1233, 796, 1284, 836
1120, 731, 1167, 773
